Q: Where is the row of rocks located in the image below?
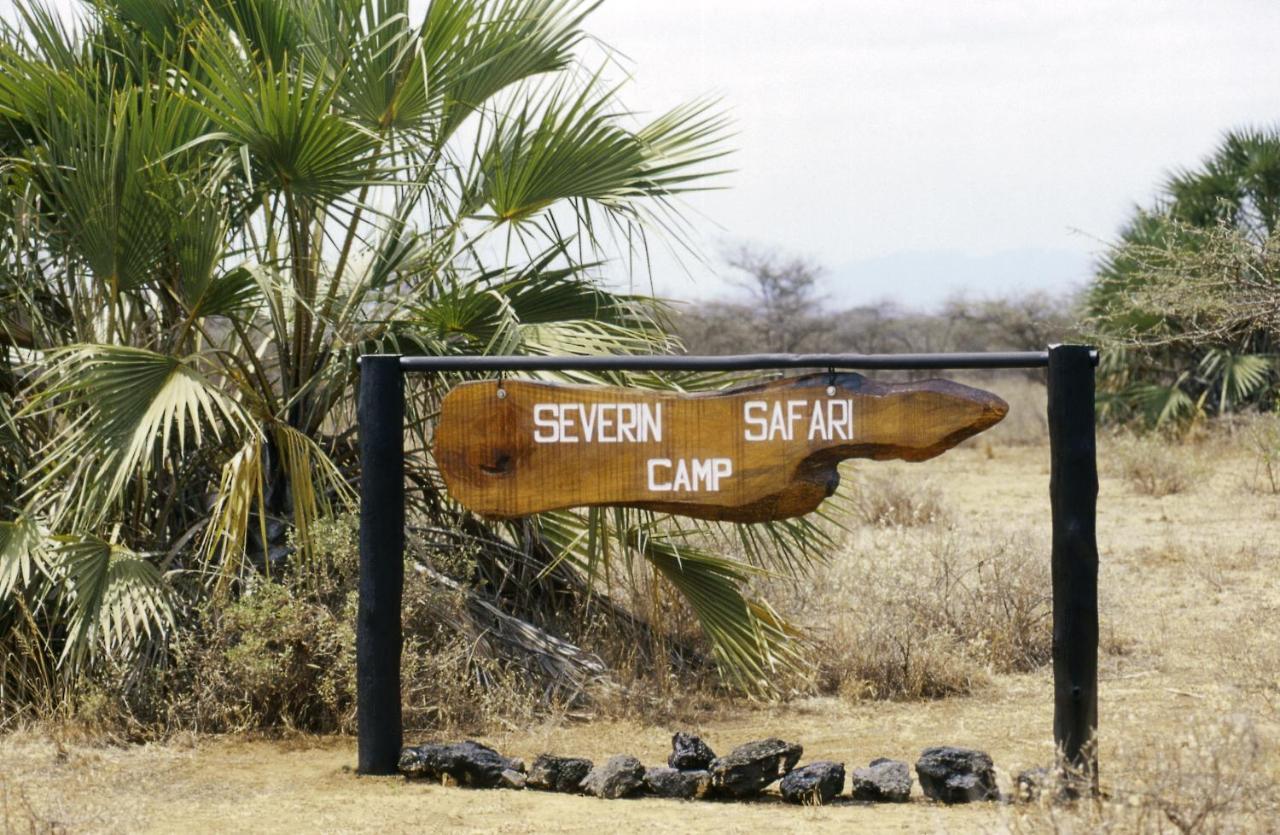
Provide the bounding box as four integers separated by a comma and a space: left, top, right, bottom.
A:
398, 734, 1003, 805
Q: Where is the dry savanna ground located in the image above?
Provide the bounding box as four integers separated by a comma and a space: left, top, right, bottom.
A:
3, 379, 1279, 833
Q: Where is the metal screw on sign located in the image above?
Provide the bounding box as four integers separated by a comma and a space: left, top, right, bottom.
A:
826, 367, 837, 397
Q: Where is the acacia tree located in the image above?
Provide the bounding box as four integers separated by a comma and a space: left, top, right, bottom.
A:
0, 0, 830, 709
725, 246, 823, 353
1089, 129, 1280, 426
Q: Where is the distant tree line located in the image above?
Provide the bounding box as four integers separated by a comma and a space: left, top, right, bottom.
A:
674, 245, 1080, 362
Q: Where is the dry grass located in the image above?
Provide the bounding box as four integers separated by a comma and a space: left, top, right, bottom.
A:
771, 526, 1051, 701
1107, 432, 1205, 496
1239, 412, 1280, 495
1008, 716, 1279, 833
846, 471, 951, 527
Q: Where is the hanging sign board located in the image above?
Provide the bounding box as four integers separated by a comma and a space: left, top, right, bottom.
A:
435, 373, 1007, 522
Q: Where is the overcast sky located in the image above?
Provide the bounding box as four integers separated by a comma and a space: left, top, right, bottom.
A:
6, 0, 1280, 308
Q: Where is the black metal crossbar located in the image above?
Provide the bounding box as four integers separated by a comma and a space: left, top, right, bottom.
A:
394, 349, 1098, 373
357, 346, 1101, 792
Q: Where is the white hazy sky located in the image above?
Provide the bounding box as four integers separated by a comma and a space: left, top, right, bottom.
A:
6, 0, 1280, 307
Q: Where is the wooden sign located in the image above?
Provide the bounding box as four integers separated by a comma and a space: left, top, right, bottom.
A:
435, 373, 1007, 522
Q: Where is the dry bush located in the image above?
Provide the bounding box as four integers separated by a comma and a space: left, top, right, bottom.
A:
0, 781, 64, 834
1220, 606, 1280, 716
1241, 413, 1280, 495
848, 471, 950, 527
169, 578, 353, 734
398, 564, 548, 734
137, 516, 548, 736
777, 528, 1052, 701
1009, 717, 1279, 834
1107, 433, 1202, 497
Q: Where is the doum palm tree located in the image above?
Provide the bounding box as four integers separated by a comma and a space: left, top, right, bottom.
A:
1089, 128, 1280, 426
0, 0, 831, 711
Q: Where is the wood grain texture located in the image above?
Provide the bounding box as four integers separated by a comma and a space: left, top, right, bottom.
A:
435, 372, 1008, 522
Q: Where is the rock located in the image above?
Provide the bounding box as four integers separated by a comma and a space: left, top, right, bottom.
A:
668, 732, 717, 771
779, 761, 846, 805
915, 747, 999, 803
527, 754, 594, 793
581, 755, 646, 799
1015, 767, 1052, 803
500, 769, 527, 790
398, 741, 524, 788
709, 738, 803, 798
644, 767, 712, 800
850, 758, 912, 803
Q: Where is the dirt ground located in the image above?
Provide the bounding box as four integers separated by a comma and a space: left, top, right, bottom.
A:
4, 418, 1279, 833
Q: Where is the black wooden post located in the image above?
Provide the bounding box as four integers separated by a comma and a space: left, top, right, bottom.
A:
1047, 344, 1100, 789
357, 355, 405, 774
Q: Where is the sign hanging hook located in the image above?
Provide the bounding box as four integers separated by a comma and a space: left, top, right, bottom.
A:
826, 367, 837, 397
496, 371, 507, 400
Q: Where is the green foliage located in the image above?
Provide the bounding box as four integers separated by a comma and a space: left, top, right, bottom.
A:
0, 0, 823, 722
1088, 129, 1280, 428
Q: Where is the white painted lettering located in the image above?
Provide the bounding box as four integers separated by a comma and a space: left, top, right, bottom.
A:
647, 458, 672, 491
645, 457, 733, 493
642, 403, 662, 443
744, 401, 767, 441
533, 404, 558, 443
617, 404, 637, 442
531, 402, 663, 444
808, 401, 827, 440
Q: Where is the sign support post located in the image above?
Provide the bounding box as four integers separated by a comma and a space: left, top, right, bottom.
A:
356, 354, 405, 775
1047, 344, 1100, 790
355, 346, 1099, 788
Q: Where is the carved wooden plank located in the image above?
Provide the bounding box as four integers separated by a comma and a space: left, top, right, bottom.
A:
435, 373, 1007, 522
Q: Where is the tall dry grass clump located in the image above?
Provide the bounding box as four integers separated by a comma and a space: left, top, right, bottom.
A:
1107, 433, 1204, 497
773, 523, 1052, 701
1010, 717, 1278, 834
848, 472, 951, 527
1240, 413, 1280, 495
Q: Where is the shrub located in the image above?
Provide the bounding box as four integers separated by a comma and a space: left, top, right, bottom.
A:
1243, 413, 1280, 495
1011, 717, 1277, 834
179, 579, 351, 733
137, 516, 549, 735
779, 528, 1052, 701
1109, 433, 1201, 496
849, 472, 950, 527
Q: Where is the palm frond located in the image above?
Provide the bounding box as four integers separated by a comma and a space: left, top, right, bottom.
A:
0, 515, 47, 600
26, 346, 252, 527
51, 533, 175, 668
474, 77, 729, 224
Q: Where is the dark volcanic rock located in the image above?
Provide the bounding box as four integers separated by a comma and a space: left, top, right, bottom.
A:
398, 741, 524, 788
850, 758, 912, 803
581, 755, 646, 799
527, 754, 594, 793
668, 732, 717, 771
709, 738, 803, 798
499, 769, 527, 790
779, 761, 846, 805
915, 747, 999, 803
644, 767, 712, 799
